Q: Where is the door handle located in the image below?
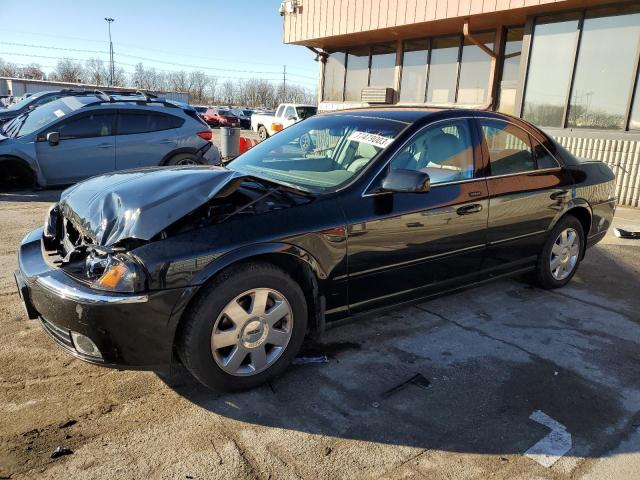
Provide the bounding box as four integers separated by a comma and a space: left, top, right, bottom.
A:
96, 143, 113, 149
457, 204, 483, 215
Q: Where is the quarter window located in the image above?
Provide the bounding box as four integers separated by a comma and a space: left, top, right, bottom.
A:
55, 113, 115, 140
479, 119, 535, 176
390, 119, 475, 185
118, 112, 181, 135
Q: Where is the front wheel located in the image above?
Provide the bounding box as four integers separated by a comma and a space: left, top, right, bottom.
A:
533, 215, 584, 289
165, 153, 202, 166
257, 125, 269, 141
177, 262, 308, 391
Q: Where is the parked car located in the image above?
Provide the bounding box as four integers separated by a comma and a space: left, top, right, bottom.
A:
251, 103, 317, 140
231, 108, 253, 129
192, 105, 208, 119
203, 108, 240, 128
0, 93, 220, 188
15, 108, 615, 391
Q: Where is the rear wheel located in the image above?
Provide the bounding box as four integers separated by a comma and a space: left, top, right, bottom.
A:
0, 158, 35, 190
534, 215, 584, 289
177, 262, 308, 391
165, 153, 202, 166
258, 125, 269, 141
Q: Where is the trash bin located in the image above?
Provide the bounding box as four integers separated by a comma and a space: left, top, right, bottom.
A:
220, 127, 241, 159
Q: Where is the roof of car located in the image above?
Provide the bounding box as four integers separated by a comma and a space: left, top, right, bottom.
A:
321, 107, 445, 123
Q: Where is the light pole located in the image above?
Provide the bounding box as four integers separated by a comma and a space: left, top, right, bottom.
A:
104, 17, 115, 86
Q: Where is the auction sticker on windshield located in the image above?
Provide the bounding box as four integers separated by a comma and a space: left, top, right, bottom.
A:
347, 131, 394, 149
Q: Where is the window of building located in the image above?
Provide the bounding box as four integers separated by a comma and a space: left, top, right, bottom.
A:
399, 39, 429, 103
497, 27, 524, 115
426, 36, 460, 104
323, 51, 346, 102
479, 119, 535, 175
369, 43, 396, 88
631, 72, 640, 130
567, 9, 640, 129
344, 46, 370, 102
390, 119, 475, 184
523, 14, 581, 127
457, 32, 494, 105
56, 113, 115, 140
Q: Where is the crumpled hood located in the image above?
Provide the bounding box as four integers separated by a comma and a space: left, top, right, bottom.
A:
59, 166, 246, 246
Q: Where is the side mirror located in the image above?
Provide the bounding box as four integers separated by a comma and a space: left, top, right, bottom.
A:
381, 169, 430, 193
46, 132, 60, 146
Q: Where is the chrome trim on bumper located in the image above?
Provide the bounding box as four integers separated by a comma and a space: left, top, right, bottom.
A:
35, 275, 148, 305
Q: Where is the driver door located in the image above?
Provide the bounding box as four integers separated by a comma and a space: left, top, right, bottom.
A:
36, 111, 117, 185
345, 118, 489, 313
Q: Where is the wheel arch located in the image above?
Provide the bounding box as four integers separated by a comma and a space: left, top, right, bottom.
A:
549, 201, 593, 258
159, 147, 199, 166
0, 155, 38, 188
172, 243, 327, 354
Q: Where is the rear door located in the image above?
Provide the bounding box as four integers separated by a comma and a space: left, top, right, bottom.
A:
476, 116, 573, 269
346, 117, 489, 313
35, 110, 116, 185
115, 110, 183, 168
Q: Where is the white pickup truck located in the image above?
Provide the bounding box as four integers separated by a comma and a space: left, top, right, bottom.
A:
251, 103, 317, 140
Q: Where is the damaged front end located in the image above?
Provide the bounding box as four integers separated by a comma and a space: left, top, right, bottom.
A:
42, 166, 312, 293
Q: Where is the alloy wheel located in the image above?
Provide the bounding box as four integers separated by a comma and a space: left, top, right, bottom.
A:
211, 288, 293, 376
550, 227, 580, 281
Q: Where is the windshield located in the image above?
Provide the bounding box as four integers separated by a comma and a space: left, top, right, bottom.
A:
218, 110, 231, 115
296, 106, 317, 120
3, 96, 85, 138
228, 114, 406, 193
4, 91, 47, 112
242, 110, 253, 116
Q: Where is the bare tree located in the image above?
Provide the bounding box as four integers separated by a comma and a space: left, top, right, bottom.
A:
112, 66, 127, 87
0, 58, 20, 78
188, 71, 209, 103
218, 80, 236, 105
207, 75, 219, 104
84, 58, 109, 86
51, 58, 84, 83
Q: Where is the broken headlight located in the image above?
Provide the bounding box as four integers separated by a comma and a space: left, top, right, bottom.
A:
85, 251, 145, 293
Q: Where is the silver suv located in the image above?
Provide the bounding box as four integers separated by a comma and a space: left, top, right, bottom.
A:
0, 93, 220, 188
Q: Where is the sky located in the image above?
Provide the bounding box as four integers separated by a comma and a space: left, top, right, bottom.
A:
0, 0, 319, 90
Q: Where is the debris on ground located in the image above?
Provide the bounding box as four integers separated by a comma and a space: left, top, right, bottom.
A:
50, 446, 73, 459
613, 227, 640, 239
382, 373, 431, 398
292, 355, 328, 365
59, 420, 77, 429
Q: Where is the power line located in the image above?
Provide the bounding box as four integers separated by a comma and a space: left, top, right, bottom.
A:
0, 42, 317, 79
0, 32, 317, 71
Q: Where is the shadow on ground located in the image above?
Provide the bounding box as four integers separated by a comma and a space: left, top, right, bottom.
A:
159, 262, 640, 459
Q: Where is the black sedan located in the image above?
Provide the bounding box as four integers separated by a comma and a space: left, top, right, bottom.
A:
15, 108, 616, 390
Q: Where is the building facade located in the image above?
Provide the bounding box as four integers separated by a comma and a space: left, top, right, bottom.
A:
0, 77, 189, 104
282, 0, 640, 207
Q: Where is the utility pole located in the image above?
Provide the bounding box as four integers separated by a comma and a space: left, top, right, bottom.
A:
105, 17, 115, 86
283, 65, 286, 101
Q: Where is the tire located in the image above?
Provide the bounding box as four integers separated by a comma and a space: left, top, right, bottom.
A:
177, 262, 308, 391
165, 153, 202, 166
0, 158, 35, 190
257, 125, 269, 141
533, 215, 584, 289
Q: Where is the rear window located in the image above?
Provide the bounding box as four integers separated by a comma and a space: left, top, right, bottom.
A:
117, 112, 183, 135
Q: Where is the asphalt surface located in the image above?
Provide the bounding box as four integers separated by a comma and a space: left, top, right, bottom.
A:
0, 186, 639, 479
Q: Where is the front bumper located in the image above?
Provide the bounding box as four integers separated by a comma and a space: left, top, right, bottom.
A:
15, 227, 190, 369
